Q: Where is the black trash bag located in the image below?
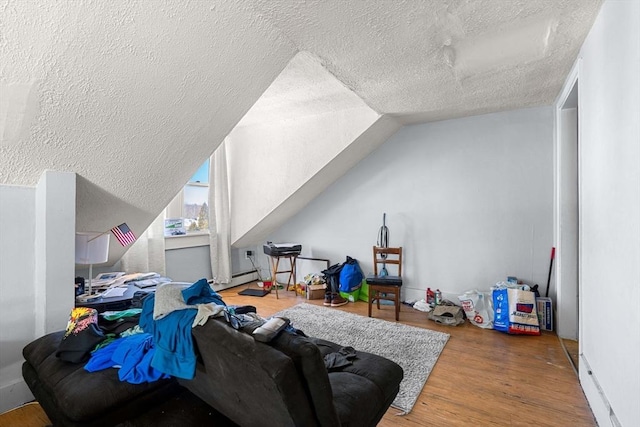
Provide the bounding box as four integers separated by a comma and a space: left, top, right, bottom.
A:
321, 263, 344, 294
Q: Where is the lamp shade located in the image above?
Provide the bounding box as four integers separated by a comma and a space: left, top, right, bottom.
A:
75, 232, 110, 265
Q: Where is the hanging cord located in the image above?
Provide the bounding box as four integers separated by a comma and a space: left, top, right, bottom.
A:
247, 253, 266, 282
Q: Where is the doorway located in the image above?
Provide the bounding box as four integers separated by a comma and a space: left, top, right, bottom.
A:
556, 72, 580, 371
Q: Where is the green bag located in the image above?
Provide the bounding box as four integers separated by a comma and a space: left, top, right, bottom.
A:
358, 280, 369, 302
340, 288, 360, 302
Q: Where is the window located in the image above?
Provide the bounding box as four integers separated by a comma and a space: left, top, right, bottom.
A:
165, 159, 210, 236
183, 159, 210, 232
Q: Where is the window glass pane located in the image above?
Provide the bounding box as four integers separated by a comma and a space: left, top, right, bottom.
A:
183, 185, 209, 232
189, 159, 209, 184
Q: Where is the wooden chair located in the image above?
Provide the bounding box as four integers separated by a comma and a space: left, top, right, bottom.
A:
367, 246, 403, 321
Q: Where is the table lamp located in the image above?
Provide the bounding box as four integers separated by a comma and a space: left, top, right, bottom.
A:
75, 232, 110, 295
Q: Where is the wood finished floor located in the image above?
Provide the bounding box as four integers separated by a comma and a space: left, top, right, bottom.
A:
561, 338, 580, 372
1, 284, 596, 426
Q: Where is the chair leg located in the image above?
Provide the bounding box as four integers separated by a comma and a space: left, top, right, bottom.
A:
368, 291, 373, 317
270, 257, 279, 300
395, 294, 400, 321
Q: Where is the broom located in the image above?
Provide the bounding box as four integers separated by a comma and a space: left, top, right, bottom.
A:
545, 247, 556, 297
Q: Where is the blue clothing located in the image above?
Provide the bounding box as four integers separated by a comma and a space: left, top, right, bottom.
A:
112, 333, 168, 384
84, 338, 125, 372
139, 293, 157, 336
182, 278, 225, 306
140, 278, 226, 380
150, 309, 199, 379
84, 334, 168, 384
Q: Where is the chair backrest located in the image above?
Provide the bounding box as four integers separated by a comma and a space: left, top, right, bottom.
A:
373, 246, 402, 277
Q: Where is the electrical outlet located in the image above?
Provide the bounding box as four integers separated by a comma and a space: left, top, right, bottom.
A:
245, 250, 253, 259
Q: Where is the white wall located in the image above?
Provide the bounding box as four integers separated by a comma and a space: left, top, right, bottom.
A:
0, 171, 76, 412
0, 184, 36, 411
572, 1, 640, 425
555, 103, 580, 340
268, 107, 554, 303
35, 171, 75, 335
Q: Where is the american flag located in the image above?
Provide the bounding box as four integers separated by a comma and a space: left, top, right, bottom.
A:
110, 223, 136, 246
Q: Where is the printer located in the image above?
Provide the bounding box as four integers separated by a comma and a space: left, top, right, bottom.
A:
263, 242, 302, 256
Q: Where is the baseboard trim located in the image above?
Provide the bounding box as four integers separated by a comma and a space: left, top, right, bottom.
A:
0, 378, 34, 414
580, 355, 618, 426
230, 270, 258, 287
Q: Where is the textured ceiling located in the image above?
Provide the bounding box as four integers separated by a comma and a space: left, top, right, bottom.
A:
0, 0, 297, 262
0, 0, 602, 262
251, 0, 602, 123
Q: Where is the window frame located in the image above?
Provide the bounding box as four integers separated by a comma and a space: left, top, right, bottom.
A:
164, 160, 211, 249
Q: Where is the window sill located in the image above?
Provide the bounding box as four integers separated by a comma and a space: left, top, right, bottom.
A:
165, 232, 210, 250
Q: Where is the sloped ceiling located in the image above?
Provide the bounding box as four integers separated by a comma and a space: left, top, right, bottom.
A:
0, 1, 602, 262
226, 52, 398, 247
1, 1, 297, 263
252, 0, 602, 123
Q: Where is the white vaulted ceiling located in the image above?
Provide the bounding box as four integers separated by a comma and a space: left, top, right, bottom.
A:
0, 0, 602, 261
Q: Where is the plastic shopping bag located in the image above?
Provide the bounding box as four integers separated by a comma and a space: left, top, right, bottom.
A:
458, 290, 494, 329
492, 284, 540, 335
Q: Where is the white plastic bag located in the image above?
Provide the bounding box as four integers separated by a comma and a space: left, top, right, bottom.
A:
412, 299, 432, 312
458, 290, 494, 329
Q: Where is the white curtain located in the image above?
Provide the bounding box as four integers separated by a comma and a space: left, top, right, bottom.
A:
121, 212, 166, 275
209, 140, 232, 284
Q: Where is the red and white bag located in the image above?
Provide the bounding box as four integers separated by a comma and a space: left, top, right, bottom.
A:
458, 290, 494, 329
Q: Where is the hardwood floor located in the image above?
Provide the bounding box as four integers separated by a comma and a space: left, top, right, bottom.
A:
232, 286, 595, 427
561, 338, 580, 372
0, 402, 50, 427
2, 284, 596, 426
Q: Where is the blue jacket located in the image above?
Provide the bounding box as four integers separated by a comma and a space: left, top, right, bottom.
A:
139, 278, 225, 379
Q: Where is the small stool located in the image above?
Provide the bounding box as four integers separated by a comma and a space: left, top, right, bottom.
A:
267, 253, 298, 299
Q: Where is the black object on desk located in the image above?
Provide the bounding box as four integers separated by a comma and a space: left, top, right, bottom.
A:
75, 277, 85, 296
76, 285, 154, 313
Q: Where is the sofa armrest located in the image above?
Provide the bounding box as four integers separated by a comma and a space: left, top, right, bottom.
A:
269, 331, 341, 426
182, 318, 320, 427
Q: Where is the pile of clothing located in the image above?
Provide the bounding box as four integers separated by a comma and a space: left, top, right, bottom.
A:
57, 279, 235, 383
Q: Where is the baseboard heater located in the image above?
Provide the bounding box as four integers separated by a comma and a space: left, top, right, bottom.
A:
231, 270, 259, 286
208, 270, 258, 290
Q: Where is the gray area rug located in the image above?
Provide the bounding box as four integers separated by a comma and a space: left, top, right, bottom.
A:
274, 303, 450, 414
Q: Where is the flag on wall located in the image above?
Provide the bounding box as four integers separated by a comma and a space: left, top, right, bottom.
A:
110, 223, 136, 246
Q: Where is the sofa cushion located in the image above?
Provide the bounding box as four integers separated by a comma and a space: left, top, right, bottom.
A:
329, 371, 387, 426
23, 331, 178, 424
312, 338, 404, 425
269, 330, 342, 426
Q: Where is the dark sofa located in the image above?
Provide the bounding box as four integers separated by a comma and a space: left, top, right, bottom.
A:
184, 317, 403, 426
22, 317, 403, 426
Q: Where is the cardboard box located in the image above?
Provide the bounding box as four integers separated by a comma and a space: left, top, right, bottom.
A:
536, 297, 553, 331
306, 284, 326, 300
